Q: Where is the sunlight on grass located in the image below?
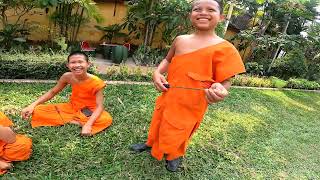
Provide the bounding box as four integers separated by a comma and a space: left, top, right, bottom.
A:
261, 91, 316, 112
60, 139, 80, 157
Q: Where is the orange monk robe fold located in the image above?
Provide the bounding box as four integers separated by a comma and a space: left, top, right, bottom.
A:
146, 41, 246, 161
0, 112, 32, 175
31, 75, 112, 135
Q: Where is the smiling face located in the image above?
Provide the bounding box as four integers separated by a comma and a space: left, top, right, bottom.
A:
67, 54, 90, 76
190, 0, 224, 31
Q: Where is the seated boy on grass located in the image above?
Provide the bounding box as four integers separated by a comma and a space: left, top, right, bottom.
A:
21, 51, 112, 136
0, 112, 32, 175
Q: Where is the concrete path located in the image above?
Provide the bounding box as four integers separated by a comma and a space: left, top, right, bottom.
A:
92, 54, 137, 74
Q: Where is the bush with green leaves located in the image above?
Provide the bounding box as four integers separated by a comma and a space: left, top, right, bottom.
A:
132, 45, 166, 66
232, 75, 319, 90
245, 62, 264, 76
231, 75, 272, 87
270, 76, 287, 88
286, 78, 320, 90
102, 64, 153, 82
0, 53, 97, 79
270, 50, 308, 80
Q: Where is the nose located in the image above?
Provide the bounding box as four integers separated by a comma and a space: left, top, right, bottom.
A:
199, 9, 209, 15
74, 62, 82, 67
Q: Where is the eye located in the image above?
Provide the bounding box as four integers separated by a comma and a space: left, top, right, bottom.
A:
192, 7, 201, 12
208, 8, 216, 12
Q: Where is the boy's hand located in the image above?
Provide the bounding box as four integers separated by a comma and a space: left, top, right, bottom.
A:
153, 71, 168, 92
21, 105, 35, 120
205, 83, 229, 104
81, 123, 92, 136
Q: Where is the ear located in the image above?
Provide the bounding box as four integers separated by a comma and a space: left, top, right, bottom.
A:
219, 15, 225, 22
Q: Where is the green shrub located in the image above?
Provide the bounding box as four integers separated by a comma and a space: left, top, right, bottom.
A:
132, 45, 166, 66
0, 53, 97, 79
270, 76, 287, 88
231, 75, 320, 90
231, 75, 272, 87
286, 78, 320, 90
102, 64, 154, 81
245, 62, 264, 76
271, 50, 307, 80
306, 63, 320, 81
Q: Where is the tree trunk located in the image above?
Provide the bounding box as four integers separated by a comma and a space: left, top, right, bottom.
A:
71, 4, 80, 43
267, 19, 290, 73
73, 7, 84, 42
223, 2, 235, 37
1, 6, 8, 27
143, 0, 156, 49
65, 4, 72, 42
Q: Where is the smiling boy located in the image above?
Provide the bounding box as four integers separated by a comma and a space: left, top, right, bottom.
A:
21, 51, 112, 136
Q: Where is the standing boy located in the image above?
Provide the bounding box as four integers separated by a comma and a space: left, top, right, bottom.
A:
131, 0, 245, 172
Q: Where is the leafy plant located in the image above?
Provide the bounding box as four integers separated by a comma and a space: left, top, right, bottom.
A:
270, 49, 307, 80
123, 0, 191, 47
0, 24, 28, 50
95, 24, 127, 43
132, 45, 165, 66
245, 62, 264, 76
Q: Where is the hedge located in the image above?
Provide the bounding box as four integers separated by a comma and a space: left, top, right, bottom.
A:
1, 53, 319, 90
0, 53, 97, 79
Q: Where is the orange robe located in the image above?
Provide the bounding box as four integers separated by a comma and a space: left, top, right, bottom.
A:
31, 75, 112, 135
146, 41, 246, 160
0, 112, 32, 175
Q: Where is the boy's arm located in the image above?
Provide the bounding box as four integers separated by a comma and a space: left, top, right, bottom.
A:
21, 74, 69, 119
205, 79, 231, 104
81, 89, 104, 136
153, 37, 177, 91
0, 126, 16, 144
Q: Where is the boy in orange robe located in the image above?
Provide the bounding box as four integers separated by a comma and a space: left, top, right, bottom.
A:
131, 0, 245, 172
0, 112, 32, 175
21, 51, 112, 136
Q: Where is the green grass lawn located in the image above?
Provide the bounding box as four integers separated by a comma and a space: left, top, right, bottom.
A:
1, 83, 320, 179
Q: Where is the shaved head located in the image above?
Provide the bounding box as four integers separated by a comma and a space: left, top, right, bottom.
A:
191, 0, 223, 14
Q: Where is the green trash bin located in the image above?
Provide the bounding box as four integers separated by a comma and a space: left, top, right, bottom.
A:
102, 46, 111, 59
112, 45, 123, 64
122, 46, 128, 62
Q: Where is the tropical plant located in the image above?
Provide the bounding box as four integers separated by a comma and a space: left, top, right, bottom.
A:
132, 45, 166, 66
39, 0, 103, 44
0, 24, 29, 50
123, 0, 191, 48
95, 24, 127, 43
0, 0, 37, 50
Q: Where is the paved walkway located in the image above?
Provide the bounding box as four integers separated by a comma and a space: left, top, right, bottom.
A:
92, 54, 137, 74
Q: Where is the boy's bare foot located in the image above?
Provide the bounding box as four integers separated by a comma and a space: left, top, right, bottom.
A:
80, 132, 92, 137
0, 160, 13, 170
69, 120, 82, 126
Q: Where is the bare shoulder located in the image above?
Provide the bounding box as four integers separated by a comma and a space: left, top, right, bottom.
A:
175, 34, 192, 42
59, 72, 73, 84
174, 34, 193, 47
